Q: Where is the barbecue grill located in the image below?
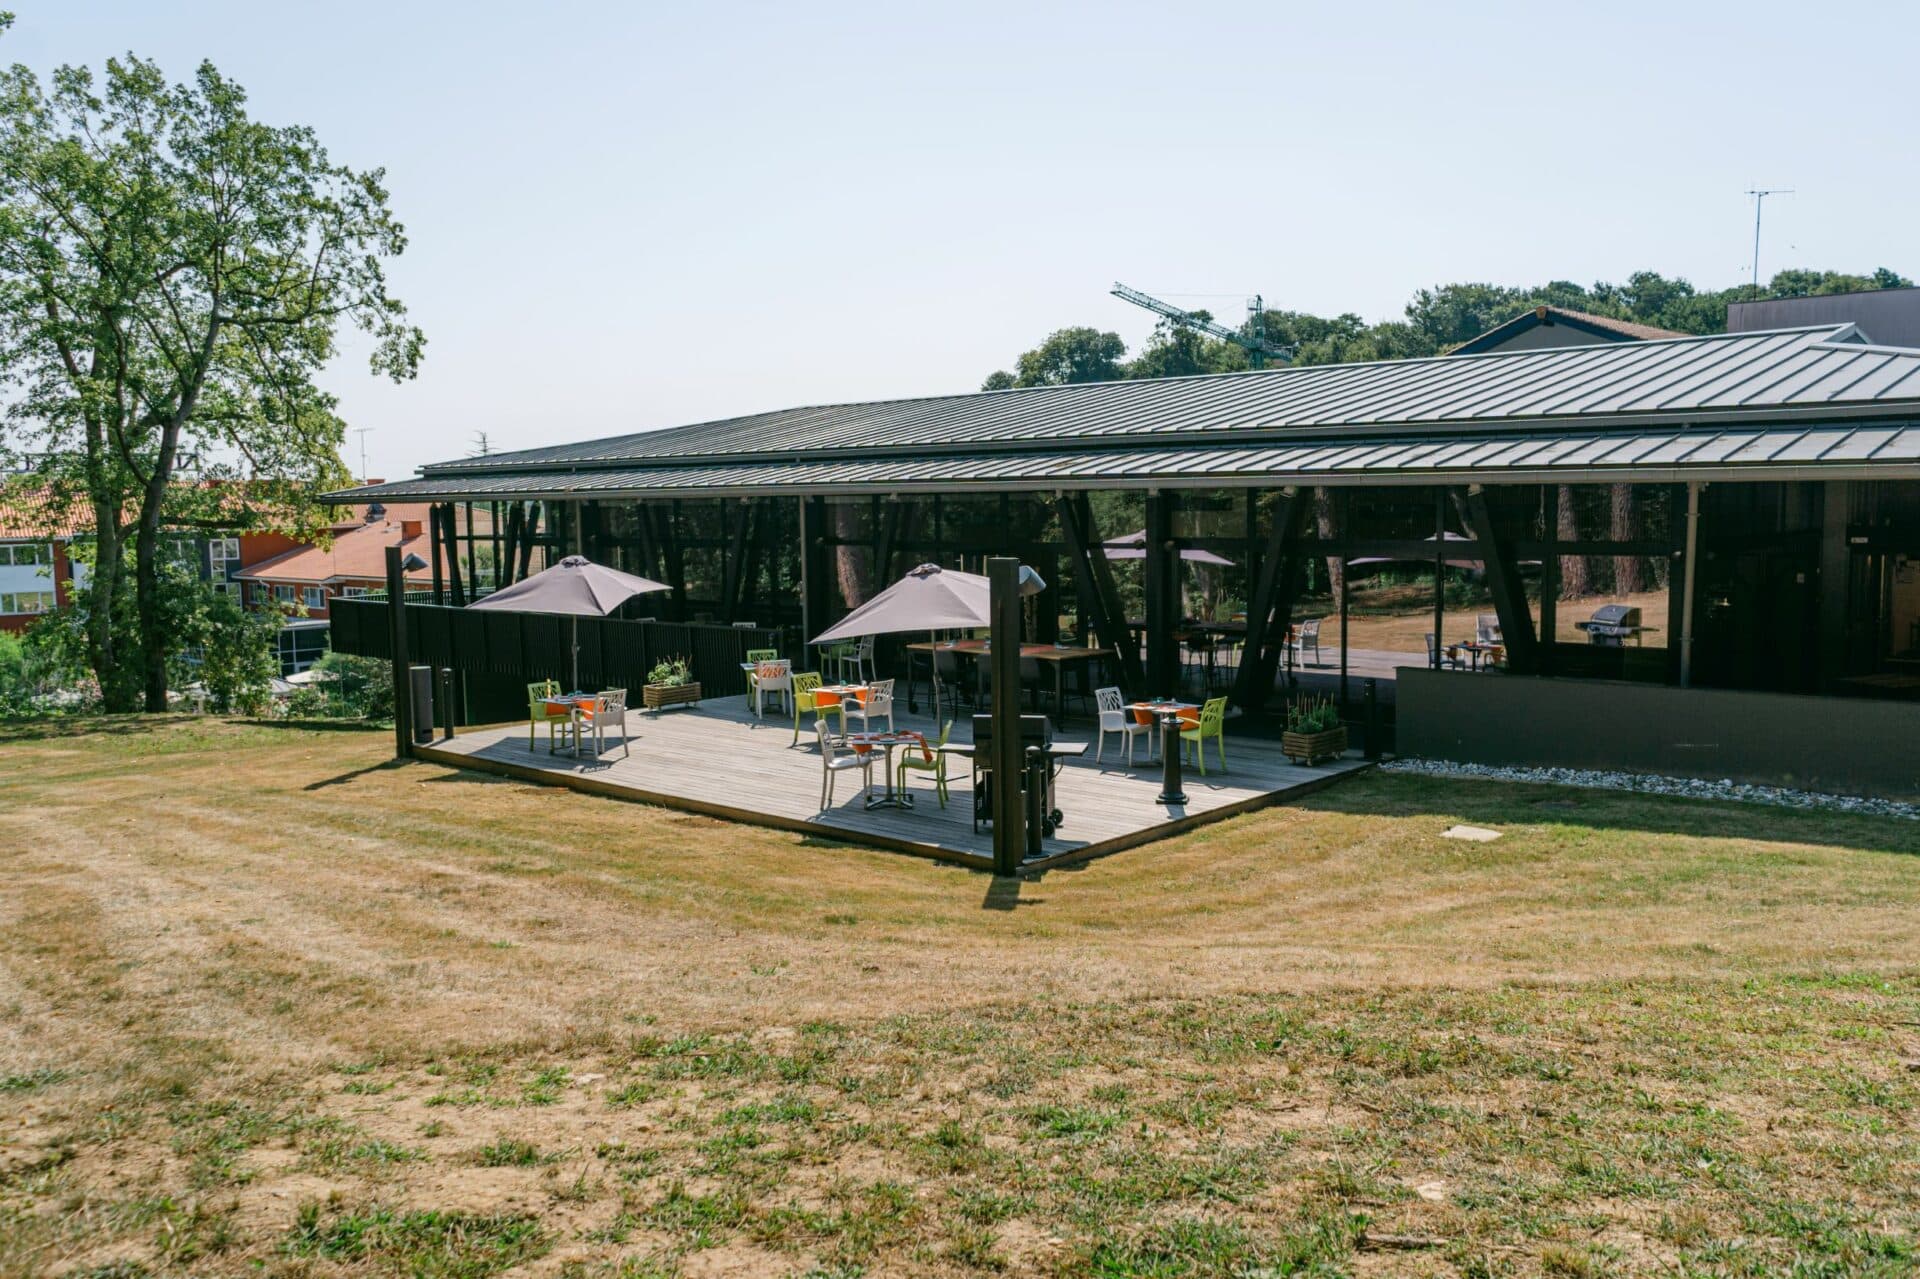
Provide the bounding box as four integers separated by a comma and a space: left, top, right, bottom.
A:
1574, 603, 1655, 647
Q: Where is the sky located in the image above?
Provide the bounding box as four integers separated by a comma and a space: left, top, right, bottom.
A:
9, 2, 1917, 481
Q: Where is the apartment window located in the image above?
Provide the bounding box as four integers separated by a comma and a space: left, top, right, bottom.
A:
302, 586, 326, 610
0, 543, 53, 567
210, 537, 241, 580
273, 585, 295, 605
339, 586, 368, 598
0, 590, 55, 614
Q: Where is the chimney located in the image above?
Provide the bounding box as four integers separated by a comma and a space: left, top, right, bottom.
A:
400, 519, 423, 539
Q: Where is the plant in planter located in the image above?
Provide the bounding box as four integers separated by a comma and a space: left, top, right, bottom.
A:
1281, 693, 1348, 765
642, 656, 702, 710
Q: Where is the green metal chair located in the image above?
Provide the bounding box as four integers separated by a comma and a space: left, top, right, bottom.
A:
791, 672, 844, 745
745, 648, 778, 664
527, 679, 567, 753
1179, 696, 1228, 775
896, 719, 953, 807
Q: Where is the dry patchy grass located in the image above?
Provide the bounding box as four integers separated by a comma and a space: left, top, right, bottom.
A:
1, 716, 1916, 1277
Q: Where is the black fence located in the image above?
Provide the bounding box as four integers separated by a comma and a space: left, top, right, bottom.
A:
331, 598, 781, 699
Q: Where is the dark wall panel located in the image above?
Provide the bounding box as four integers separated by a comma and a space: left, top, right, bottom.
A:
1398, 668, 1920, 800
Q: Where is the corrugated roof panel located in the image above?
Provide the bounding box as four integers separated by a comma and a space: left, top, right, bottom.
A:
1874, 427, 1920, 460
1775, 428, 1857, 463
1682, 432, 1764, 464
1822, 426, 1902, 460
1634, 432, 1721, 465
1723, 430, 1810, 463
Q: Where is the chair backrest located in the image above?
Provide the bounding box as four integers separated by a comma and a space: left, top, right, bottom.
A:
599, 688, 627, 712
1424, 633, 1437, 660
527, 679, 559, 708
1300, 619, 1321, 640
1199, 696, 1227, 730
934, 649, 961, 677
855, 636, 874, 656
1019, 655, 1039, 681
793, 671, 823, 709
1476, 614, 1501, 643
745, 647, 778, 663
814, 715, 839, 761
755, 659, 791, 683
1094, 685, 1126, 729
867, 678, 895, 708
935, 719, 953, 746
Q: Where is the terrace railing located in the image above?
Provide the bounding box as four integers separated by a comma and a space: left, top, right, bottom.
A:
329, 597, 780, 699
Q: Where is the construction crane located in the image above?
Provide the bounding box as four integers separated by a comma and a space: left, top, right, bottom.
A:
1111, 282, 1293, 368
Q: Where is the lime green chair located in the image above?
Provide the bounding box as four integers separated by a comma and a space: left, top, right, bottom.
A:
1179, 696, 1228, 775
791, 672, 844, 745
745, 647, 778, 664
896, 720, 953, 807
527, 679, 567, 753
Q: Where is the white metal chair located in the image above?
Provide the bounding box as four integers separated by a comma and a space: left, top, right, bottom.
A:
848, 636, 876, 684
816, 717, 874, 809
844, 677, 895, 734
1290, 618, 1323, 667
585, 688, 631, 759
1425, 633, 1466, 669
750, 659, 792, 718
1476, 613, 1502, 644
1094, 686, 1150, 766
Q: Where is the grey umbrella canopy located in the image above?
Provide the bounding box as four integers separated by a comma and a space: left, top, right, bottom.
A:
810, 563, 1044, 645
1102, 529, 1235, 567
469, 555, 671, 689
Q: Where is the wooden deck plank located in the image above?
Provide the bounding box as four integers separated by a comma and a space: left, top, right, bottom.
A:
419, 696, 1370, 866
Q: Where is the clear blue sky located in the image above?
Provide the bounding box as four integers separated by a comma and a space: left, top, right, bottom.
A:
12, 2, 1917, 480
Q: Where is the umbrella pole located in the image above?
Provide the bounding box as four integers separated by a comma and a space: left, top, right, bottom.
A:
572, 615, 580, 692
928, 629, 941, 724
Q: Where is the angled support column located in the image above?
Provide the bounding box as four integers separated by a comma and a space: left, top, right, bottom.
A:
1230, 487, 1304, 711
1143, 492, 1179, 698
1456, 485, 1538, 672
1055, 492, 1146, 694
988, 557, 1026, 876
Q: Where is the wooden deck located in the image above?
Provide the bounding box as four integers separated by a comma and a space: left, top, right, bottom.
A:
417, 697, 1371, 871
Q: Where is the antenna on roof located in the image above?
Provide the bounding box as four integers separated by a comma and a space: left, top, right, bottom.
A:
1745, 187, 1794, 294
471, 431, 492, 458
351, 427, 374, 486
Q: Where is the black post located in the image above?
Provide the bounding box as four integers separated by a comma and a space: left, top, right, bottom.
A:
386, 544, 411, 760
1155, 711, 1187, 806
1144, 491, 1178, 697
437, 667, 454, 741
988, 558, 1026, 875
1540, 485, 1559, 676
1364, 678, 1380, 760
800, 497, 831, 661
1431, 489, 1446, 668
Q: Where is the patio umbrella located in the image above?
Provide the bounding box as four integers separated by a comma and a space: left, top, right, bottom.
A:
1347, 532, 1542, 571
810, 562, 1044, 645
1101, 529, 1235, 566
468, 555, 671, 690
810, 562, 1045, 717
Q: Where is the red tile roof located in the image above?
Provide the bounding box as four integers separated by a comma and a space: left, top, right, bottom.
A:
236, 516, 435, 585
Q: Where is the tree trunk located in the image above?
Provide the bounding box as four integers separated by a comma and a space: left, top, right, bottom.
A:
1609, 483, 1644, 594
832, 502, 871, 609
1556, 484, 1589, 599
85, 500, 137, 712
1315, 487, 1342, 600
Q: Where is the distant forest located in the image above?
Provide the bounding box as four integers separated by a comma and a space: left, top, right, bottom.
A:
983, 267, 1913, 389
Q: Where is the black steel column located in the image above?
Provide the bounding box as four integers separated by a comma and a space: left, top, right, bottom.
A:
1143, 492, 1178, 697
1431, 489, 1446, 667
988, 557, 1026, 875
1817, 480, 1850, 692
386, 544, 411, 760
800, 497, 831, 657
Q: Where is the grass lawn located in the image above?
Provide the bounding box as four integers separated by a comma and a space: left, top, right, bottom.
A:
2, 717, 1917, 1277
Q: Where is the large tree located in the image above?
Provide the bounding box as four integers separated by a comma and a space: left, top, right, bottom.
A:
0, 31, 422, 710
981, 325, 1127, 390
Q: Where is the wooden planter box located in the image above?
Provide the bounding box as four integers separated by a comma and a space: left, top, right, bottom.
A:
642, 681, 702, 711
1282, 725, 1347, 765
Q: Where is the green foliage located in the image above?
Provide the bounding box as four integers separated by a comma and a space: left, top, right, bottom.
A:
0, 41, 423, 710
646, 655, 693, 688
285, 651, 392, 721
0, 623, 85, 713
163, 568, 282, 714
981, 325, 1127, 390
1285, 694, 1342, 734
987, 266, 1914, 387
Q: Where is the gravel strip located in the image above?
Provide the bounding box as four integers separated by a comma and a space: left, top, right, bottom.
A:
1382, 758, 1920, 821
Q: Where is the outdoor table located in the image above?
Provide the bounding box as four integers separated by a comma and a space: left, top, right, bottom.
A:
541, 693, 600, 758
845, 729, 930, 810
1128, 700, 1196, 805
1456, 641, 1498, 672
904, 639, 1104, 716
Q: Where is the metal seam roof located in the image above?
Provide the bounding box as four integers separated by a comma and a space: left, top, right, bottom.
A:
400, 324, 1920, 483
328, 419, 1920, 504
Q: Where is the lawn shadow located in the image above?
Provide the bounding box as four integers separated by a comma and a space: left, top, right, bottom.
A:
1302, 768, 1920, 857
981, 875, 1045, 911
304, 759, 412, 790
237, 717, 389, 733
0, 714, 180, 745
